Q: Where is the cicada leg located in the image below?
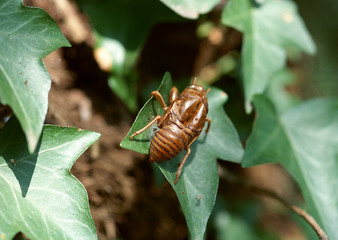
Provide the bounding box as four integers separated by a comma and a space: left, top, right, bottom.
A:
205, 117, 211, 133
192, 77, 197, 84
174, 148, 190, 184
174, 135, 198, 184
151, 91, 168, 111
129, 115, 161, 139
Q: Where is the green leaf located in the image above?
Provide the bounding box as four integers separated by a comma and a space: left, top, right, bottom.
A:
243, 95, 338, 240
76, 0, 182, 112
266, 69, 300, 114
121, 72, 244, 239
0, 117, 100, 240
160, 0, 222, 19
120, 72, 172, 153
221, 0, 316, 113
0, 0, 70, 152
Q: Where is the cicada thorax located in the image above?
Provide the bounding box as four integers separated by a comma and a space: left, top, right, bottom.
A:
149, 83, 208, 163
174, 84, 208, 133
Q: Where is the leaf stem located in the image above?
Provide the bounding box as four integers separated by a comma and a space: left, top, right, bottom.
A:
218, 166, 328, 240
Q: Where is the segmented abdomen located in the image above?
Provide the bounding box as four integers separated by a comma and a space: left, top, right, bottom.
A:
149, 124, 193, 163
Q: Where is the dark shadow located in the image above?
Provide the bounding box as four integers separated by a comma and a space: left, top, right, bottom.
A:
128, 137, 150, 143
195, 197, 201, 207
2, 117, 42, 197
13, 232, 29, 240
250, 0, 262, 8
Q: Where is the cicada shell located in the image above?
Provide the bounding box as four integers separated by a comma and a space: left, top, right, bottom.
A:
130, 77, 211, 183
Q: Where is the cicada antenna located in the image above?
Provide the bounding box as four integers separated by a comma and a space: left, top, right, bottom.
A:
192, 77, 197, 85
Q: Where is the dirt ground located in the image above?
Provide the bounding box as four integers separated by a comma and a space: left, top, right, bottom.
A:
8, 1, 307, 239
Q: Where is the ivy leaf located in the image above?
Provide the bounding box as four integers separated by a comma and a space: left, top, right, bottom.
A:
0, 117, 100, 240
221, 0, 316, 113
121, 72, 244, 239
0, 0, 70, 152
120, 72, 172, 153
243, 95, 338, 240
265, 69, 300, 114
159, 0, 222, 19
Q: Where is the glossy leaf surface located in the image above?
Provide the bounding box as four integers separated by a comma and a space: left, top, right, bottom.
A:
0, 0, 70, 152
0, 117, 100, 240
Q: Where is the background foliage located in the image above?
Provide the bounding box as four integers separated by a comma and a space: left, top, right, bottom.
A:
0, 0, 337, 239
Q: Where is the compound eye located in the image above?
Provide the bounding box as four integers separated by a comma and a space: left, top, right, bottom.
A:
189, 85, 204, 91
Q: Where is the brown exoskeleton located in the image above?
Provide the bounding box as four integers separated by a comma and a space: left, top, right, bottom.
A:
129, 77, 211, 183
